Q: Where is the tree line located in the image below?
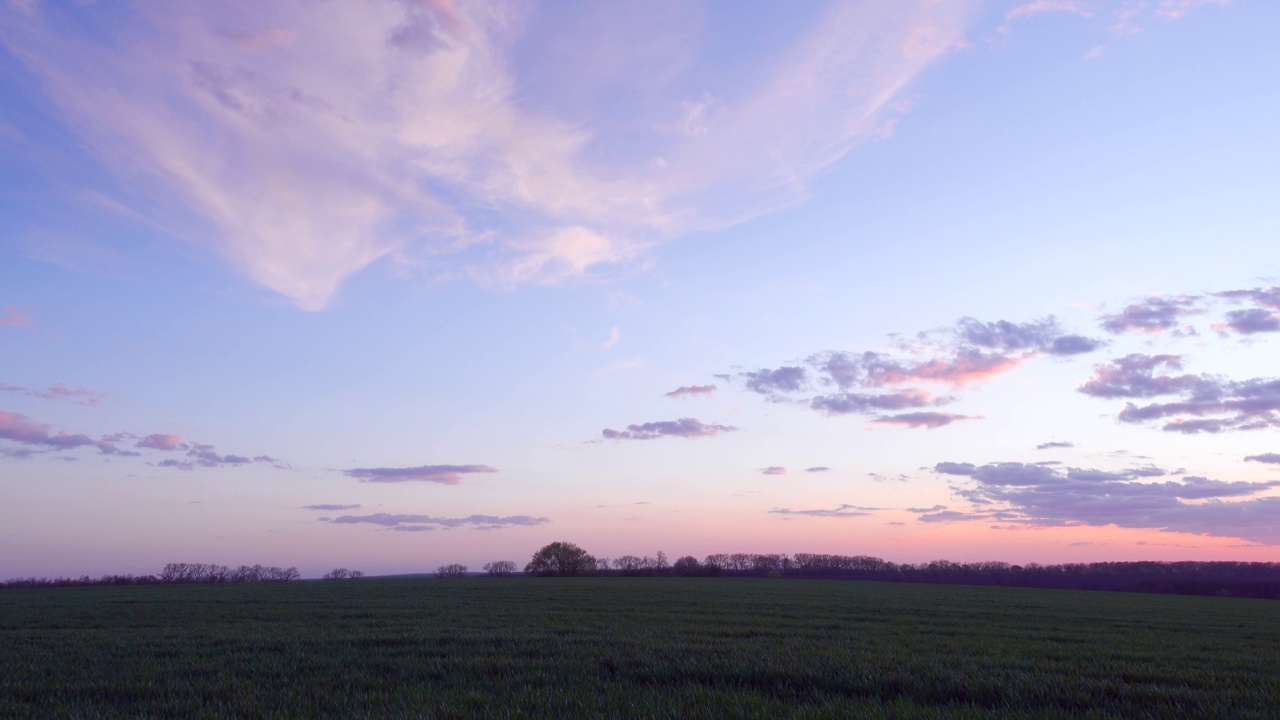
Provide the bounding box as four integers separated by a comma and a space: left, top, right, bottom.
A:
1, 562, 302, 588
499, 542, 1280, 600
8, 547, 1280, 599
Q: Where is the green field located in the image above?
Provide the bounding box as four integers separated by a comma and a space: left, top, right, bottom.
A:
1, 578, 1277, 718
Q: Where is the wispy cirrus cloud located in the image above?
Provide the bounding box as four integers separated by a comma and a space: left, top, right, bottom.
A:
325, 513, 549, 531
664, 384, 716, 399
0, 306, 34, 328
344, 465, 498, 484
761, 466, 786, 475
302, 503, 362, 511
1154, 0, 1232, 20
0, 0, 981, 310
932, 459, 1280, 544
601, 417, 736, 441
805, 466, 832, 473
0, 383, 110, 406
1036, 441, 1075, 450
998, 1, 1094, 36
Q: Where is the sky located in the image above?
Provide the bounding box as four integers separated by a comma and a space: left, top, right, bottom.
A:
2, 0, 1278, 579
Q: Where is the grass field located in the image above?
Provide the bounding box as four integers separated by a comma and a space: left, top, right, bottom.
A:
1, 578, 1277, 718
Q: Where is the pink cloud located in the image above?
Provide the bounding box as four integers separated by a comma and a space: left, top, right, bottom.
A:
0, 383, 111, 406
0, 306, 33, 328
215, 27, 298, 50
0, 410, 95, 450
1155, 0, 1232, 20
999, 1, 1094, 34
761, 466, 787, 475
898, 351, 1023, 388
0, 1, 981, 309
135, 433, 185, 451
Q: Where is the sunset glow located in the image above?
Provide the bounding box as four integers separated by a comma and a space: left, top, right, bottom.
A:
1, 0, 1277, 578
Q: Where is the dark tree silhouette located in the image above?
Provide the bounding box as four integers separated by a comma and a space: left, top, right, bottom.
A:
525, 541, 597, 576
436, 563, 468, 578
322, 568, 364, 580
483, 560, 516, 577
673, 555, 701, 576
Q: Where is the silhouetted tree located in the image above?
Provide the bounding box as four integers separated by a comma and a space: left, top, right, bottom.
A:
484, 560, 516, 577
525, 541, 597, 577
436, 563, 468, 578
322, 568, 364, 580
673, 555, 701, 576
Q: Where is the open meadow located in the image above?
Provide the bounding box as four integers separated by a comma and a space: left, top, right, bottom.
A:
2, 578, 1277, 719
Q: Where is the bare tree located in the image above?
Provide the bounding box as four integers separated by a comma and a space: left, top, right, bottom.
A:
323, 568, 364, 580
483, 560, 516, 577
436, 563, 468, 578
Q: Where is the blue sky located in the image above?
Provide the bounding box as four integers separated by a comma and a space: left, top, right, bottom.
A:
2, 0, 1278, 578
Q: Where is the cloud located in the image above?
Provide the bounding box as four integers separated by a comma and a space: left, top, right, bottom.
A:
0, 383, 111, 406
1080, 354, 1280, 433
1215, 308, 1280, 335
326, 513, 549, 530
727, 314, 1099, 426
664, 384, 716, 399
302, 503, 362, 511
601, 327, 620, 350
1155, 0, 1232, 20
1078, 354, 1202, 398
952, 316, 1101, 356
741, 366, 807, 397
0, 410, 95, 450
344, 464, 499, 484
906, 504, 947, 513
805, 466, 831, 473
0, 410, 275, 467
872, 412, 976, 429
761, 466, 786, 475
601, 417, 736, 441
1036, 441, 1075, 450
136, 433, 185, 451
1099, 295, 1199, 335
753, 315, 1098, 403
932, 459, 1280, 544
0, 0, 982, 310
768, 504, 877, 518
810, 389, 942, 415
0, 306, 33, 328
998, 1, 1094, 35
1244, 453, 1280, 465
1217, 286, 1280, 310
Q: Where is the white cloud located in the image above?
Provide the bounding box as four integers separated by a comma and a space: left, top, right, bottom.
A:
1, 0, 981, 309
